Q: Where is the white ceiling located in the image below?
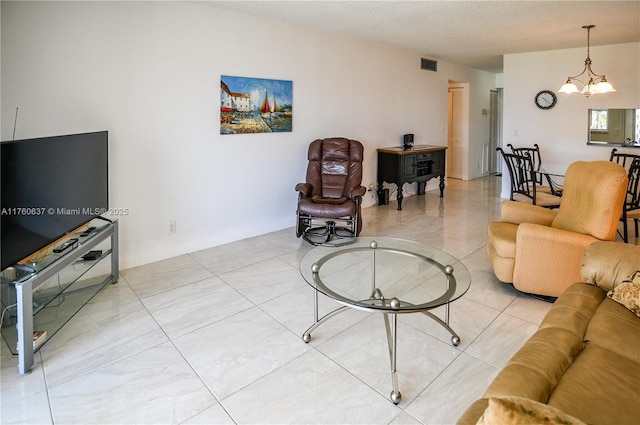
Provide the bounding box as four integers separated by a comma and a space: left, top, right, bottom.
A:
202, 1, 640, 73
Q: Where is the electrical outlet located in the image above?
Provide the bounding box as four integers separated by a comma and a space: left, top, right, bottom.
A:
368, 183, 375, 191
169, 220, 176, 234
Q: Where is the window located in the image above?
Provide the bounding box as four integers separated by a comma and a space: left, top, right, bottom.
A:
590, 109, 608, 131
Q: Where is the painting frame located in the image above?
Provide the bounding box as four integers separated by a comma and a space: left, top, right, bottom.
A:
220, 75, 293, 135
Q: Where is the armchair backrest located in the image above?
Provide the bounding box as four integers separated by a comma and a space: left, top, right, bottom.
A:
551, 161, 628, 240
306, 138, 364, 199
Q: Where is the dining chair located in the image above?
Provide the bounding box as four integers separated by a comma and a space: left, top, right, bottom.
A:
609, 148, 640, 172
507, 143, 542, 169
497, 147, 561, 209
507, 143, 561, 195
619, 156, 640, 242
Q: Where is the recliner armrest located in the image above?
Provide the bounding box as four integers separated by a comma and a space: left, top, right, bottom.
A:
349, 186, 366, 198
295, 183, 312, 197
500, 200, 556, 226
513, 223, 597, 296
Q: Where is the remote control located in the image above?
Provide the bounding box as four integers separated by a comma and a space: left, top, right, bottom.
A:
82, 250, 103, 261
80, 227, 96, 237
53, 238, 79, 253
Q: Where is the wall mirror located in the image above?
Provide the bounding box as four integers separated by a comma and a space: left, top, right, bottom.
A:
588, 108, 640, 147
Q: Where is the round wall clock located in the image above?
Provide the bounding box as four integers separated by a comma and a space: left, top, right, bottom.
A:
534, 90, 557, 110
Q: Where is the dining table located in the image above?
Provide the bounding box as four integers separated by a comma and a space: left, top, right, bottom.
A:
538, 162, 571, 177
534, 162, 571, 196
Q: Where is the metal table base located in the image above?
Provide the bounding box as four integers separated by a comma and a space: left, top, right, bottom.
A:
302, 287, 461, 404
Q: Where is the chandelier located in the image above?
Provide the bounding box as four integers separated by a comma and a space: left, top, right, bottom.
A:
559, 25, 615, 97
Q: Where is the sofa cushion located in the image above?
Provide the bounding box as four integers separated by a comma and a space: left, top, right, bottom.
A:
607, 269, 640, 318
548, 344, 640, 425
483, 328, 583, 402
585, 294, 640, 363
477, 396, 586, 425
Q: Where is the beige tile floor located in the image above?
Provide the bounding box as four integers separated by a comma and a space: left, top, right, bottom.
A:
2, 176, 636, 424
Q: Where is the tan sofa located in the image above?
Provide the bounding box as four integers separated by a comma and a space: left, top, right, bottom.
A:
458, 241, 640, 425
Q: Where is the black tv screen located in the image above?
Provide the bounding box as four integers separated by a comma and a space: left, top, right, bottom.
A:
1, 131, 108, 270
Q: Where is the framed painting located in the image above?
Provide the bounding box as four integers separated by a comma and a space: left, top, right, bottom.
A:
220, 75, 293, 134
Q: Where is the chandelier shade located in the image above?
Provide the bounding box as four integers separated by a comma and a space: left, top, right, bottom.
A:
559, 25, 616, 98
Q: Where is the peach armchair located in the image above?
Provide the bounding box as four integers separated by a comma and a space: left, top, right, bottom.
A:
488, 161, 628, 297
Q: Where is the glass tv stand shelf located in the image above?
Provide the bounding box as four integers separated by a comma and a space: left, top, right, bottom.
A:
0, 217, 119, 374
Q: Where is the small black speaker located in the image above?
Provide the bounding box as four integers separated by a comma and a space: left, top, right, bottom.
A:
403, 134, 414, 150
377, 188, 390, 205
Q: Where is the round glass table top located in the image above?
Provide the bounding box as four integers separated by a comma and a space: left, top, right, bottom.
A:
538, 162, 571, 178
299, 237, 471, 313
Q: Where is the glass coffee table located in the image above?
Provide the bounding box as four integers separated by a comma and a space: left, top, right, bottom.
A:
299, 237, 471, 404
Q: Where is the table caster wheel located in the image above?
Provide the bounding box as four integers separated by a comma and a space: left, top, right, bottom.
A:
390, 390, 402, 404
451, 335, 460, 346
303, 333, 311, 343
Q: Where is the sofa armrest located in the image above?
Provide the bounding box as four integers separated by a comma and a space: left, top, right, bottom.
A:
456, 399, 489, 425
500, 200, 556, 226
581, 241, 640, 292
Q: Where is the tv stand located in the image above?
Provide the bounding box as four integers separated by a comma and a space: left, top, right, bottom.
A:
0, 217, 119, 374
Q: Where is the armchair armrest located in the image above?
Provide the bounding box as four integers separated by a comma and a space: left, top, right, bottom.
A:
513, 223, 598, 297
295, 183, 312, 197
500, 200, 556, 226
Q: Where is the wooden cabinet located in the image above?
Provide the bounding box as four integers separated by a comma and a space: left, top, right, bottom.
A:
377, 145, 446, 210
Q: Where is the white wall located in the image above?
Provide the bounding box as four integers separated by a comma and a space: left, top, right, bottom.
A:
499, 41, 640, 197
1, 1, 496, 269
503, 42, 640, 161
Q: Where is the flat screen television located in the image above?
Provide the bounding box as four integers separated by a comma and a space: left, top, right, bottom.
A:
1, 131, 109, 270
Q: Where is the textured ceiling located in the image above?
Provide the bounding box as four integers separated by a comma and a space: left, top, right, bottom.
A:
201, 1, 640, 73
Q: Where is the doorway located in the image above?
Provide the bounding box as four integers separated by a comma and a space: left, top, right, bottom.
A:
447, 84, 468, 180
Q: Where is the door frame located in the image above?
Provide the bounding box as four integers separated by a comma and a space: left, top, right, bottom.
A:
447, 82, 469, 180
489, 88, 503, 175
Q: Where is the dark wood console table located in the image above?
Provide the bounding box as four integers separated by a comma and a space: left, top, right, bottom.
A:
377, 145, 447, 210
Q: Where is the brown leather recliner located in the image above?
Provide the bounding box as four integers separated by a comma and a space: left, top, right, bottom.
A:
295, 138, 366, 245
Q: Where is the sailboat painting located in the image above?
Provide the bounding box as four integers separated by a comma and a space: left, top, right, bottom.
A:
220, 75, 293, 134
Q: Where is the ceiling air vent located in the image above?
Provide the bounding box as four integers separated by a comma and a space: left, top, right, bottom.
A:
421, 58, 438, 72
